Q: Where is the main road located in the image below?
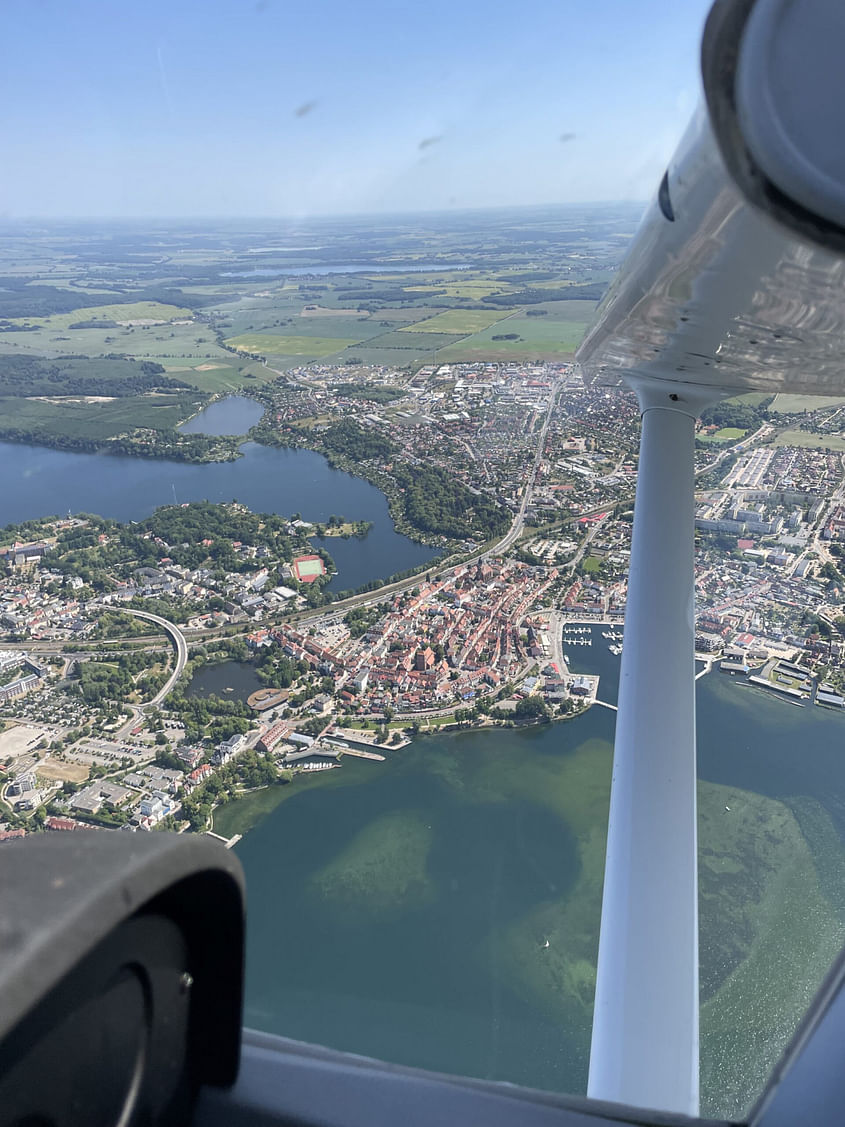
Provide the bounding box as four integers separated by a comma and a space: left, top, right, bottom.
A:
95, 606, 189, 707
484, 378, 562, 558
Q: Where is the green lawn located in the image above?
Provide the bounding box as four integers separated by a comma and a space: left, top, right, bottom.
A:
701, 427, 748, 443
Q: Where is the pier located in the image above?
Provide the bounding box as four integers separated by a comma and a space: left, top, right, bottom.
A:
594, 699, 618, 712
205, 830, 242, 849
336, 747, 386, 762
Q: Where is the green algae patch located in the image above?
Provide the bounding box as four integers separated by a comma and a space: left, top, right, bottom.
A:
699, 788, 845, 1119
311, 810, 435, 913
482, 775, 845, 1120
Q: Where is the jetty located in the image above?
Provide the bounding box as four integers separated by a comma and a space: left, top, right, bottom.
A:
336, 747, 386, 762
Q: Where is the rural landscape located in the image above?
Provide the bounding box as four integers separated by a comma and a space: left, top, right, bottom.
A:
0, 207, 622, 455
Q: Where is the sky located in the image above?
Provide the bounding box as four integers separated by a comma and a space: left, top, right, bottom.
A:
2, 0, 714, 219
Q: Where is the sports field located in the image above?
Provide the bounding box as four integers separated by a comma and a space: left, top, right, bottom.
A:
293, 554, 327, 582
700, 427, 747, 443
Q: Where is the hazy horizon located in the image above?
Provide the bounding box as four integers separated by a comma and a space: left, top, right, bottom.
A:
2, 0, 713, 220
0, 199, 647, 227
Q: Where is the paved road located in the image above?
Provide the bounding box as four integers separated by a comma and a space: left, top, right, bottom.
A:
484, 379, 562, 558
547, 609, 567, 674
104, 607, 189, 707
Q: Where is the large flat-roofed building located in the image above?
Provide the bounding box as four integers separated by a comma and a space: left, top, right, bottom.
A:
71, 781, 131, 815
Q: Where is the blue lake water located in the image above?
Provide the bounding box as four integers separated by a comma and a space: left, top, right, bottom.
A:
178, 395, 264, 435
0, 438, 436, 592
221, 263, 470, 277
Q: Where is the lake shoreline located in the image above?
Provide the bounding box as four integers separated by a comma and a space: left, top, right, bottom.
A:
210, 705, 595, 841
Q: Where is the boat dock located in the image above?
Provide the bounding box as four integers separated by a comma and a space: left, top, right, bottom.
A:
205, 830, 242, 849
335, 746, 386, 762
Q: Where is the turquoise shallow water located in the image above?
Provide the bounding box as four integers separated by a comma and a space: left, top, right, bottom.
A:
231, 626, 845, 1113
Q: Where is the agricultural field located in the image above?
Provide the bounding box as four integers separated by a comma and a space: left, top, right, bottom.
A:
400, 309, 510, 334
0, 392, 204, 439
362, 331, 461, 352
224, 333, 359, 358
774, 429, 845, 452
409, 279, 515, 300
0, 205, 640, 446
287, 316, 391, 340
7, 301, 193, 331
332, 345, 451, 367
437, 308, 595, 361
770, 394, 845, 413
728, 392, 773, 407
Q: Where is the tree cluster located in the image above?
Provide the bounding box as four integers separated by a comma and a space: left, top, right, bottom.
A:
393, 464, 509, 539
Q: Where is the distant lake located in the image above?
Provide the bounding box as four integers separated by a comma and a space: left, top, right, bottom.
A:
178, 395, 264, 436
221, 263, 470, 278
0, 440, 436, 592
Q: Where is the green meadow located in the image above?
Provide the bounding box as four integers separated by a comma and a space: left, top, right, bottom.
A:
10, 301, 192, 331
775, 429, 845, 452
224, 333, 359, 357
438, 312, 592, 360
770, 394, 845, 413
0, 392, 203, 438
400, 308, 510, 334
